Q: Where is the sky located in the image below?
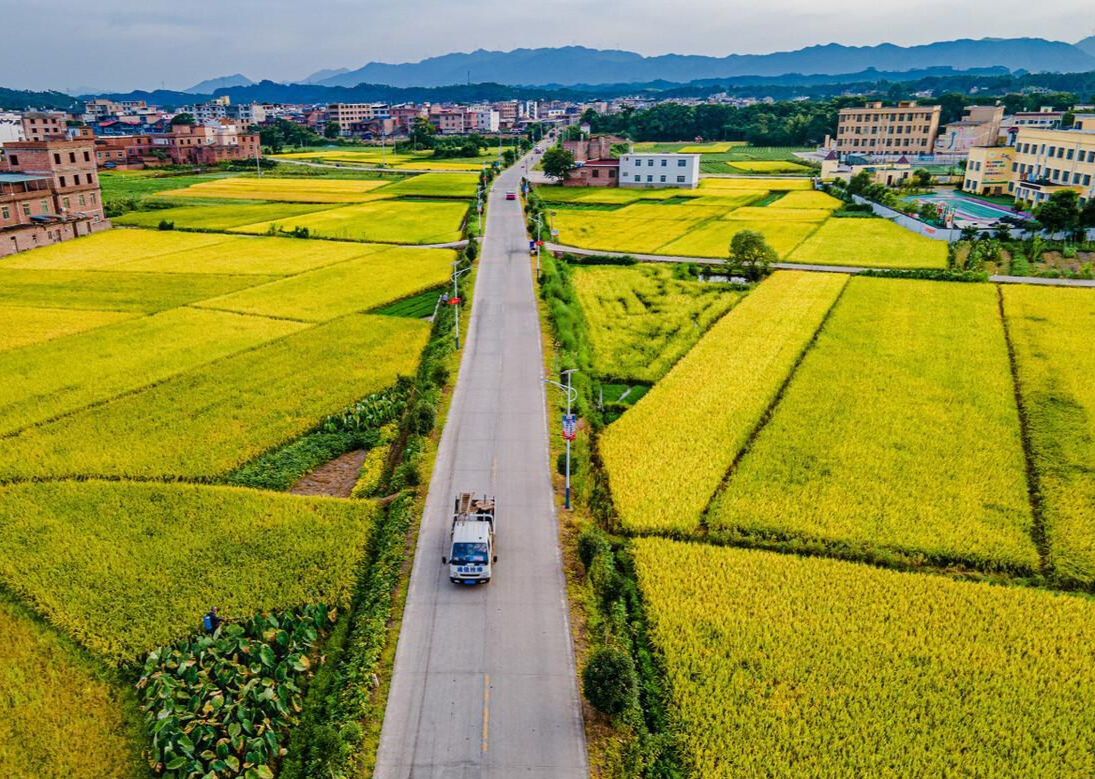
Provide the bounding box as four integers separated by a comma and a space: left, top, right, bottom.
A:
2, 0, 1094, 92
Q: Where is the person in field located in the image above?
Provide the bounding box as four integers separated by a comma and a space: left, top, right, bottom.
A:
202, 606, 223, 633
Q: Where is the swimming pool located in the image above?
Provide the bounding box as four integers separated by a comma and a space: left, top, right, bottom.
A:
903, 191, 1030, 226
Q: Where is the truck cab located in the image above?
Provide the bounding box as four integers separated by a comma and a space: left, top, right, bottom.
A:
443, 493, 497, 584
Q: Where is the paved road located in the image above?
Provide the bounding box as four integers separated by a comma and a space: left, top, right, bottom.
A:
547, 243, 1095, 287
374, 154, 589, 779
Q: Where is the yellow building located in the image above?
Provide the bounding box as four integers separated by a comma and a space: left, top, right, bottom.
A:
835, 101, 942, 157
963, 146, 1016, 196
1010, 115, 1095, 207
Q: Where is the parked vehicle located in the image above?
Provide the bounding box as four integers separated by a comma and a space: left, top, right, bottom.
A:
505, 190, 517, 200
442, 492, 497, 584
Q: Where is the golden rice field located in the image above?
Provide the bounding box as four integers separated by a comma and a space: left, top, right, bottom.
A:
196, 246, 454, 322
550, 212, 704, 255
0, 229, 231, 270
572, 263, 745, 383
699, 177, 815, 191
0, 480, 377, 664
677, 142, 738, 153
1002, 285, 1095, 586
233, 198, 469, 244
723, 206, 831, 222
600, 272, 847, 534
726, 159, 813, 174
789, 217, 948, 268
769, 189, 843, 209
536, 186, 698, 204
709, 278, 1038, 574
112, 202, 337, 230
107, 234, 376, 274
655, 218, 819, 258
0, 596, 145, 779
0, 307, 305, 435
0, 314, 428, 482
160, 175, 393, 202
375, 171, 480, 198
0, 306, 132, 352
633, 539, 1095, 779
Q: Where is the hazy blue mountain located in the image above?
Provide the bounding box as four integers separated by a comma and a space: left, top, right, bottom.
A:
183, 74, 255, 94
1076, 36, 1095, 57
316, 39, 1095, 88
302, 67, 349, 84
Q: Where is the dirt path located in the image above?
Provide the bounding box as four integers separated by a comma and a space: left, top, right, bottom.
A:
289, 450, 367, 498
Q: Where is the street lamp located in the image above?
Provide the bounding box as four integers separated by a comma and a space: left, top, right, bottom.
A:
543, 369, 578, 510
451, 261, 472, 350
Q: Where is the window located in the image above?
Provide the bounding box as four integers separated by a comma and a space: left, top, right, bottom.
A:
59, 176, 66, 187
40, 199, 48, 212
591, 169, 599, 178
72, 174, 80, 185
660, 159, 667, 166
677, 175, 685, 183
79, 194, 86, 206
53, 153, 61, 164
1067, 149, 1075, 161
659, 175, 666, 182
22, 203, 31, 216
83, 151, 91, 162
69, 152, 76, 163
8, 154, 17, 165
646, 175, 653, 182
1, 206, 8, 219
678, 159, 686, 167
647, 159, 654, 166
62, 197, 70, 209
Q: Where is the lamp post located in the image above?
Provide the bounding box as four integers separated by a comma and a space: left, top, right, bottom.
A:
543, 369, 578, 510
451, 261, 472, 350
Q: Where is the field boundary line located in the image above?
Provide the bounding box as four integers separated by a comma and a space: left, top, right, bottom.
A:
996, 285, 1051, 577
696, 273, 852, 531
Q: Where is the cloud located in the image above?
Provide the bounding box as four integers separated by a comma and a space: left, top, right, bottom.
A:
0, 0, 1091, 91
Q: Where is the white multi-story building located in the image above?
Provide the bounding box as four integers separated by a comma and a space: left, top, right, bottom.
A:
471, 109, 500, 133
0, 112, 26, 145
617, 153, 701, 189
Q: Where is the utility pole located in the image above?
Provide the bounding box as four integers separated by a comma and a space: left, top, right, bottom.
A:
543, 370, 578, 510
452, 261, 472, 350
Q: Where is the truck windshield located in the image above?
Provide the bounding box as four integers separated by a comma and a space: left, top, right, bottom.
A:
450, 542, 489, 564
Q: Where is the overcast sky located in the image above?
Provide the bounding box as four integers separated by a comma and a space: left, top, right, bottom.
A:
3, 0, 1094, 92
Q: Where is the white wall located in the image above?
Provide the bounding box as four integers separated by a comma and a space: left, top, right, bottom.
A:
0, 113, 26, 146
618, 153, 700, 188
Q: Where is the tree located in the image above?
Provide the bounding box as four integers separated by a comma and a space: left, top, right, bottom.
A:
408, 117, 436, 150
581, 646, 636, 716
726, 230, 776, 281
170, 112, 195, 126
323, 121, 341, 139
846, 170, 872, 198
913, 168, 932, 187
918, 202, 939, 224
1079, 198, 1095, 230
541, 146, 577, 182
1035, 190, 1080, 235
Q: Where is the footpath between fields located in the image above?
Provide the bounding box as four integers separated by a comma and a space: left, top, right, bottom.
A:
545, 243, 1095, 288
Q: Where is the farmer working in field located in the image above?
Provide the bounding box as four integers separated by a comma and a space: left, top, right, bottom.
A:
202, 606, 223, 633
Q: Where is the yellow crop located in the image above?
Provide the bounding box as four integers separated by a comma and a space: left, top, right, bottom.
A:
551, 211, 702, 254
656, 218, 819, 258
573, 263, 744, 383
0, 314, 429, 481
113, 202, 336, 230
724, 206, 830, 222
196, 246, 455, 322
0, 480, 377, 664
726, 159, 812, 173
600, 271, 847, 533
699, 177, 814, 191
376, 172, 479, 198
1002, 285, 1095, 585
768, 190, 843, 209
107, 234, 374, 275
0, 306, 132, 352
0, 268, 275, 312
789, 218, 948, 268
633, 538, 1095, 778
536, 186, 698, 204
0, 596, 145, 777
0, 307, 305, 435
710, 278, 1038, 574
233, 198, 469, 244
1, 229, 231, 270
160, 176, 391, 202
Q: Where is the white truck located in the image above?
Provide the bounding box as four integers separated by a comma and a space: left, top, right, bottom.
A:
442, 492, 497, 585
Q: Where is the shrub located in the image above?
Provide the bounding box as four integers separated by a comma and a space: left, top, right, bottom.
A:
158, 219, 175, 230
582, 646, 638, 717
577, 526, 609, 571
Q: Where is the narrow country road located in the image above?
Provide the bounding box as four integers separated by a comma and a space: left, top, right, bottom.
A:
373, 152, 589, 779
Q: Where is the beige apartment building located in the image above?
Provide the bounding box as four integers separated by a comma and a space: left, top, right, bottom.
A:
935, 105, 1003, 154
835, 101, 942, 157
1010, 115, 1095, 207
963, 146, 1016, 196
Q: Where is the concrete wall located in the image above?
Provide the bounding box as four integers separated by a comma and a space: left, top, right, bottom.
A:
852, 195, 962, 241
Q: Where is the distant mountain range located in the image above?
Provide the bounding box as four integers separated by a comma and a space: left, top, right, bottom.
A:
304, 38, 1095, 88
183, 74, 255, 94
